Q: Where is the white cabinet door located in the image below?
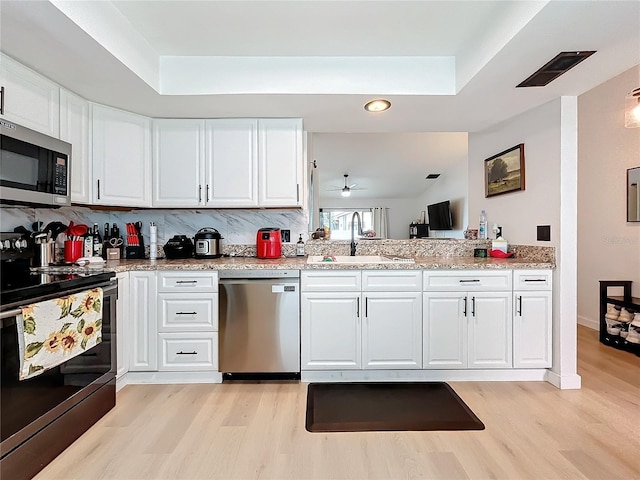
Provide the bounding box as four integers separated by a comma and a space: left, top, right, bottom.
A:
468, 292, 512, 368
92, 104, 151, 207
206, 119, 258, 207
513, 291, 552, 368
60, 89, 91, 204
423, 292, 467, 369
0, 53, 59, 137
363, 292, 422, 369
301, 292, 361, 370
129, 271, 157, 371
115, 272, 129, 379
258, 118, 303, 207
152, 119, 205, 207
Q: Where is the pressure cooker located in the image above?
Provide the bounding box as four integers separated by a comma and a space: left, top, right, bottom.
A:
194, 228, 223, 259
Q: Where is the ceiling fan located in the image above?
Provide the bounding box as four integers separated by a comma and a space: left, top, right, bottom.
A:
327, 174, 366, 197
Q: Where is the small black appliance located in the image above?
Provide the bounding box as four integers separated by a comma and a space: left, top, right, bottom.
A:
163, 235, 194, 259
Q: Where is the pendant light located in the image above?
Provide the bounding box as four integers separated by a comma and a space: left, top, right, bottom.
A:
625, 87, 640, 128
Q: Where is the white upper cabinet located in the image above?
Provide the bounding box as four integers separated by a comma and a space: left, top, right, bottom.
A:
152, 119, 205, 207
258, 118, 303, 207
92, 104, 151, 207
0, 53, 60, 137
206, 119, 259, 207
60, 89, 91, 204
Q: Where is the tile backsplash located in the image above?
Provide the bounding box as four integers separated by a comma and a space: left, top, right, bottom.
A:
0, 206, 309, 248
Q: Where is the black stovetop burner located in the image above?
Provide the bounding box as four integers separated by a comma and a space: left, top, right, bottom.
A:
0, 259, 114, 307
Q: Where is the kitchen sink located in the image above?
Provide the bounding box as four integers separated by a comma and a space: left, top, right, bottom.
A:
306, 255, 414, 264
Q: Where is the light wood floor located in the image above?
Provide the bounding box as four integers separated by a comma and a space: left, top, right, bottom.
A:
35, 326, 640, 480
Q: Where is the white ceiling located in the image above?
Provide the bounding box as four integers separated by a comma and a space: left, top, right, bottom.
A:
0, 0, 638, 200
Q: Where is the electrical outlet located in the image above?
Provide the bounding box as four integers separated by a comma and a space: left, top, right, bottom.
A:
281, 229, 291, 243
537, 225, 551, 241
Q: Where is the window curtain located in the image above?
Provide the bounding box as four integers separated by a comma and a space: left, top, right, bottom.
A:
372, 207, 389, 239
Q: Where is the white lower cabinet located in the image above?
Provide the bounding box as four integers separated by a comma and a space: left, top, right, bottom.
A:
156, 271, 219, 373
115, 272, 129, 379
301, 292, 361, 369
513, 270, 553, 368
158, 332, 218, 371
363, 292, 422, 369
129, 271, 157, 371
301, 270, 422, 371
423, 271, 513, 369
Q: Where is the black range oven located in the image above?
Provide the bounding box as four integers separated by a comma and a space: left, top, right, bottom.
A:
0, 238, 117, 480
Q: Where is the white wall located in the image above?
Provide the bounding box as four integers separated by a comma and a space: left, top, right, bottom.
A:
577, 66, 640, 329
415, 155, 468, 238
469, 98, 581, 389
468, 100, 561, 246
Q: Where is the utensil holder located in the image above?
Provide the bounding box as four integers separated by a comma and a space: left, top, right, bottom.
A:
63, 240, 84, 263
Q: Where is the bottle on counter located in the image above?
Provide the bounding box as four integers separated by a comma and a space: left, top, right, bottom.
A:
92, 223, 103, 257
149, 222, 158, 260
479, 209, 488, 240
83, 229, 93, 257
296, 234, 305, 256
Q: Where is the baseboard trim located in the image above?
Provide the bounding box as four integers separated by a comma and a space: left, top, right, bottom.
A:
117, 371, 222, 389
301, 369, 549, 384
545, 370, 582, 389
578, 315, 598, 330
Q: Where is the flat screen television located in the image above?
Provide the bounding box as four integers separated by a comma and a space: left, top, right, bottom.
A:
427, 200, 453, 230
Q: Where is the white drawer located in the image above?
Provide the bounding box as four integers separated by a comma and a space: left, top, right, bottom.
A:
157, 271, 218, 292
158, 293, 218, 332
158, 333, 218, 371
423, 270, 513, 291
362, 270, 422, 291
514, 270, 552, 291
301, 271, 361, 292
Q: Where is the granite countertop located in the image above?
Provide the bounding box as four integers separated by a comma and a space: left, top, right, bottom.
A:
47, 255, 553, 274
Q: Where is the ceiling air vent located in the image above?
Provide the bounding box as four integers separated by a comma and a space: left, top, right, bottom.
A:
426, 174, 440, 179
516, 51, 596, 88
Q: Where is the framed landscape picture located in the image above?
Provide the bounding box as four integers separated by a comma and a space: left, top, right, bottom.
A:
484, 144, 525, 197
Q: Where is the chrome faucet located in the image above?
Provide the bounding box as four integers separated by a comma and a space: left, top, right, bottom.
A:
350, 211, 362, 256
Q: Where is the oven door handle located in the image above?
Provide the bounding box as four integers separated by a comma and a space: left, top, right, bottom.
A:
0, 308, 22, 320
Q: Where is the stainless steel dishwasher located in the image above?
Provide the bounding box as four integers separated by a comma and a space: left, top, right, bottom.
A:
218, 269, 300, 378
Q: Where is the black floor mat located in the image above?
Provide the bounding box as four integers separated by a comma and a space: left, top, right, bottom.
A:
306, 382, 485, 432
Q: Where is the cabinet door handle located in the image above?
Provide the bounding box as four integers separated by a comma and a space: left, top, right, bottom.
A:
176, 311, 197, 315
459, 279, 480, 283
471, 296, 476, 317
517, 296, 522, 316
97, 179, 101, 200
176, 280, 198, 284
206, 184, 210, 202
296, 183, 300, 203
199, 184, 202, 203
176, 351, 197, 355
0, 86, 4, 115
365, 297, 368, 318
463, 296, 467, 317
356, 297, 360, 318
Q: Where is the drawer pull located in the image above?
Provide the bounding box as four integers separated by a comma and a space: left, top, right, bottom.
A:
459, 279, 480, 283
524, 279, 546, 282
176, 280, 198, 284
176, 351, 198, 355
176, 312, 197, 315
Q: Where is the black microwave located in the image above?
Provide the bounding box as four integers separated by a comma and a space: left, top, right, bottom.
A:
0, 120, 71, 207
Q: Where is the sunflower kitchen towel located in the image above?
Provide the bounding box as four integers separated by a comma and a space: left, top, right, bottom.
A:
16, 288, 103, 380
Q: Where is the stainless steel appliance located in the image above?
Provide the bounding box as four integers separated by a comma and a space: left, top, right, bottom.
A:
194, 227, 223, 259
0, 120, 71, 207
0, 234, 116, 480
219, 270, 300, 378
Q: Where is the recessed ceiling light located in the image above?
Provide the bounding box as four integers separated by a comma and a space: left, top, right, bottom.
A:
426, 174, 441, 179
364, 99, 391, 112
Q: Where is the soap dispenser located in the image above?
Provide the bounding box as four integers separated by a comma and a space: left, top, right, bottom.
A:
296, 234, 305, 257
